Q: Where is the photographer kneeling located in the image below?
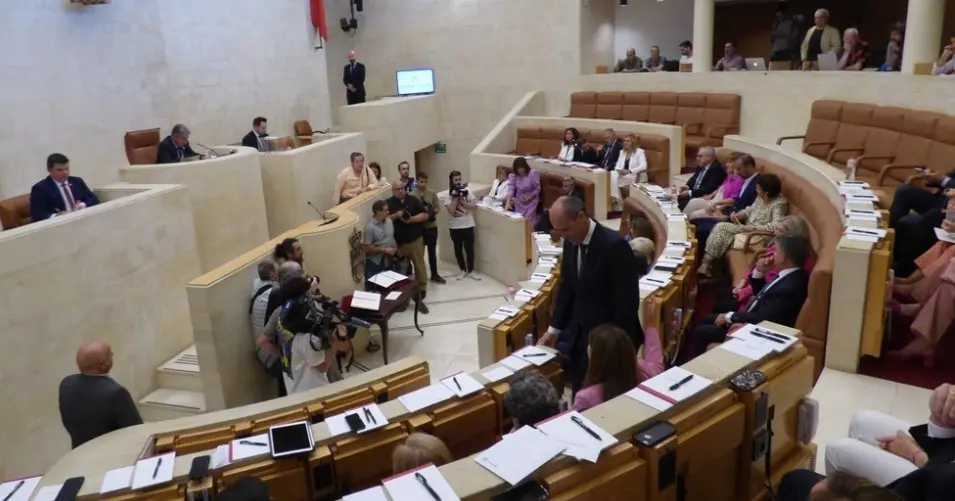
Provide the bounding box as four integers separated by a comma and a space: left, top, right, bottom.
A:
445, 170, 480, 280
257, 275, 351, 395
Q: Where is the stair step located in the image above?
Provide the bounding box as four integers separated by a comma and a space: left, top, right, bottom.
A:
157, 367, 203, 392
159, 345, 201, 373
139, 388, 206, 423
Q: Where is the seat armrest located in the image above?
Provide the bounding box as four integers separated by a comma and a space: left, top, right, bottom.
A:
856, 155, 895, 164
742, 231, 774, 252
776, 135, 806, 145
878, 163, 922, 186
801, 141, 835, 155
826, 147, 865, 164
683, 122, 704, 136
705, 125, 740, 138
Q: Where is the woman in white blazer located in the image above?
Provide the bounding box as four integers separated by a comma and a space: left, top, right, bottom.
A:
488, 165, 511, 205
612, 133, 648, 204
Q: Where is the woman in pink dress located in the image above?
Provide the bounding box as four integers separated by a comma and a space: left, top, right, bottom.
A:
504, 157, 541, 227
889, 257, 955, 367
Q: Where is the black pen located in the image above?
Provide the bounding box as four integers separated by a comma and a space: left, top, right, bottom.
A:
668, 374, 694, 391
752, 328, 790, 341
453, 377, 462, 391
239, 440, 268, 447
364, 407, 376, 424
849, 228, 879, 235
522, 353, 547, 358
643, 278, 667, 285
3, 480, 23, 501
571, 415, 601, 441
750, 331, 785, 344
416, 472, 442, 501
152, 457, 162, 479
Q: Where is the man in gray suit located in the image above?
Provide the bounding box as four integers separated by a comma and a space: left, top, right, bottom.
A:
59, 341, 142, 448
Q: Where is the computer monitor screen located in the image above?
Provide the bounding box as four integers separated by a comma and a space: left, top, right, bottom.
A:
396, 68, 435, 96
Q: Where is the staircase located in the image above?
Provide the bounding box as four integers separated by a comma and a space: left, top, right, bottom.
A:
138, 346, 207, 422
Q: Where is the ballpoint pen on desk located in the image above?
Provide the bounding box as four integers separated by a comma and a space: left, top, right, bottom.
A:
415, 472, 442, 501
152, 457, 163, 479
364, 407, 377, 424
849, 228, 880, 236
522, 353, 547, 358
2, 480, 24, 501
453, 377, 462, 391
239, 440, 268, 447
752, 327, 790, 341
571, 415, 601, 441
668, 374, 694, 391
750, 331, 785, 344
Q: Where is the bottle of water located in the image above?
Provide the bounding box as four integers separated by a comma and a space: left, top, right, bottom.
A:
525, 332, 534, 347
846, 157, 858, 181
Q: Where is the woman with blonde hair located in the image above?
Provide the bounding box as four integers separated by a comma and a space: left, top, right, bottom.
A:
392, 432, 453, 473
612, 133, 647, 205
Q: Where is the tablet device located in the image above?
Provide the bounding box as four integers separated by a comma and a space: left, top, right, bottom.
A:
268, 421, 315, 459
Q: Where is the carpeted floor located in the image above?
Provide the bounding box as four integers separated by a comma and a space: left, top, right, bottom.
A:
858, 313, 955, 390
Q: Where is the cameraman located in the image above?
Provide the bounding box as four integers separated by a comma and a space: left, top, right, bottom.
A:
387, 180, 431, 313
413, 172, 445, 284
257, 276, 350, 395
444, 170, 480, 280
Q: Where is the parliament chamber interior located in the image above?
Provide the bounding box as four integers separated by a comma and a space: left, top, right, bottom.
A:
4, 0, 955, 499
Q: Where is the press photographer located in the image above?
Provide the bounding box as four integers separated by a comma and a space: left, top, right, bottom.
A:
256, 275, 355, 394
413, 172, 445, 284
444, 170, 480, 280
388, 180, 431, 313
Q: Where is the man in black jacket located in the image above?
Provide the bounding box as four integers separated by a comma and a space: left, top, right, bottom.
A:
688, 234, 810, 355
241, 117, 269, 152
343, 50, 366, 105
59, 342, 142, 449
156, 124, 201, 164
890, 169, 955, 276
538, 196, 642, 392
678, 146, 726, 210
536, 175, 585, 233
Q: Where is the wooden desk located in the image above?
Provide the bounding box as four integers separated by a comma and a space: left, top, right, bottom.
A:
343, 280, 421, 366
528, 157, 611, 218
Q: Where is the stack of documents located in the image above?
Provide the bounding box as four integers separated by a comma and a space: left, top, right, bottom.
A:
721, 324, 798, 360
0, 477, 42, 501
514, 288, 541, 302
844, 226, 887, 243
529, 272, 553, 284
368, 271, 409, 288
474, 426, 567, 485
626, 367, 712, 411
398, 383, 456, 413
351, 291, 382, 310
536, 411, 619, 463
489, 305, 520, 321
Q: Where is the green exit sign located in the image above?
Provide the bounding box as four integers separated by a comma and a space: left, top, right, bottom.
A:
434, 141, 447, 154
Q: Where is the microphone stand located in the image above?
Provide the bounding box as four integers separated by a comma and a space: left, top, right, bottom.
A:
307, 201, 329, 224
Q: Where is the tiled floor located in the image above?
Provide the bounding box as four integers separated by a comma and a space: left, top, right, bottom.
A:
352, 250, 935, 475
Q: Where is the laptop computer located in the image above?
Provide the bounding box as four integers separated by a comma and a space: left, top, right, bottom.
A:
818, 52, 839, 71
746, 58, 766, 71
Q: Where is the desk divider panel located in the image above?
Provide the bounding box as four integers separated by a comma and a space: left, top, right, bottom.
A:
218, 457, 311, 501
542, 443, 648, 501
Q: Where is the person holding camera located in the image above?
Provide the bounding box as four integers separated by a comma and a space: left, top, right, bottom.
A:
445, 170, 481, 281
257, 275, 350, 395
388, 180, 431, 313
413, 172, 446, 284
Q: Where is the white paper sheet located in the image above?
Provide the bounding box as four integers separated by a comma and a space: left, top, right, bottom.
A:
659, 255, 686, 264
846, 234, 880, 243
848, 215, 880, 224
718, 338, 774, 361
398, 383, 456, 412
343, 486, 389, 501
838, 180, 870, 188
100, 466, 135, 494
441, 372, 485, 397
499, 355, 533, 371
536, 411, 619, 463
368, 271, 408, 288
639, 367, 712, 404
729, 324, 798, 353
538, 257, 558, 265
935, 227, 955, 244
230, 433, 271, 461
517, 288, 540, 298
625, 387, 674, 411
385, 291, 403, 301
384, 464, 461, 501
351, 291, 382, 310
666, 240, 691, 248
0, 477, 41, 501
474, 426, 566, 486
326, 403, 389, 437
511, 346, 556, 366
210, 444, 231, 469
31, 485, 62, 501
482, 366, 515, 383
131, 452, 176, 490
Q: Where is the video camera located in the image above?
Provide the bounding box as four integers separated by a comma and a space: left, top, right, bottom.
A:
279, 293, 372, 350
449, 182, 469, 198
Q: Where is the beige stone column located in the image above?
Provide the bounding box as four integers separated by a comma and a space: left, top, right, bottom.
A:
692, 0, 714, 73
901, 0, 946, 74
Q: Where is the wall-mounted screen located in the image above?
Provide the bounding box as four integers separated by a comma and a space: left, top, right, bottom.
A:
396, 68, 435, 96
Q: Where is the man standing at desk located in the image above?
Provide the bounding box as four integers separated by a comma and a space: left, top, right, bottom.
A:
30, 153, 100, 221
538, 196, 642, 392
157, 124, 201, 163
343, 50, 366, 105
242, 117, 269, 152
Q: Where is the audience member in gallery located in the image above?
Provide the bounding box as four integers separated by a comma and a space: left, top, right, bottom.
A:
556, 127, 584, 163
682, 151, 744, 220
933, 37, 955, 75
504, 157, 542, 227
30, 153, 100, 221
822, 383, 955, 488
487, 165, 511, 205
801, 8, 841, 70
698, 174, 787, 277
334, 152, 378, 204
714, 40, 747, 71
678, 40, 693, 64
612, 133, 647, 204
502, 372, 561, 430
645, 45, 667, 72
414, 172, 446, 284
241, 116, 269, 152
59, 341, 143, 449
838, 28, 870, 71
613, 47, 644, 73
397, 160, 417, 195
677, 146, 726, 211
392, 433, 453, 474
689, 234, 810, 354
890, 170, 955, 276
157, 123, 201, 163
770, 3, 798, 64
369, 161, 386, 185
881, 26, 904, 72
777, 470, 905, 501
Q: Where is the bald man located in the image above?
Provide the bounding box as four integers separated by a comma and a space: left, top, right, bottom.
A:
59, 342, 142, 448
343, 50, 366, 105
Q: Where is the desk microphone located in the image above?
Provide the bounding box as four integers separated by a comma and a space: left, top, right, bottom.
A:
307, 201, 328, 224
194, 143, 218, 159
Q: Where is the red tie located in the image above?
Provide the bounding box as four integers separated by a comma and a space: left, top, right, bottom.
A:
62, 182, 76, 210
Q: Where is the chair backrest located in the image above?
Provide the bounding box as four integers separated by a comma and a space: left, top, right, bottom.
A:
539, 126, 567, 159
621, 92, 651, 122
124, 128, 161, 165
674, 93, 707, 136
294, 120, 313, 137
702, 94, 742, 139
637, 134, 671, 185
0, 194, 32, 230
887, 110, 939, 183
802, 100, 843, 160
925, 115, 955, 173
515, 126, 542, 156
595, 92, 623, 120
648, 92, 678, 125
539, 170, 596, 217
828, 103, 875, 165
569, 92, 597, 119
856, 106, 905, 174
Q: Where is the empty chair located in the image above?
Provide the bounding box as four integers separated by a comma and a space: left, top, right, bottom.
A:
568, 92, 597, 118
124, 128, 161, 165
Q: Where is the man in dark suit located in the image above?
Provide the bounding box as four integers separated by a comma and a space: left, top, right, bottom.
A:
241, 117, 269, 152
59, 341, 143, 449
688, 234, 810, 354
156, 123, 201, 164
692, 153, 760, 248
538, 196, 642, 392
535, 175, 584, 233
596, 128, 623, 170
678, 146, 726, 210
343, 50, 366, 105
30, 153, 100, 221
890, 169, 955, 276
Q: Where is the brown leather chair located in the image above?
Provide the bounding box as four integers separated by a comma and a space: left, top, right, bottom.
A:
636, 134, 671, 186
674, 93, 707, 138
825, 103, 875, 166
833, 106, 905, 174
621, 92, 651, 122
648, 92, 678, 125
0, 194, 32, 230
539, 126, 567, 158
695, 94, 742, 147
540, 170, 595, 217
595, 92, 624, 120
515, 126, 542, 156
124, 128, 161, 165
568, 92, 598, 119
777, 100, 843, 161
293, 120, 318, 146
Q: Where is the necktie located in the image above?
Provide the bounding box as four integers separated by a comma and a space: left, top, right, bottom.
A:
61, 182, 76, 210
578, 244, 588, 276
351, 62, 355, 74
747, 275, 779, 311
694, 167, 707, 190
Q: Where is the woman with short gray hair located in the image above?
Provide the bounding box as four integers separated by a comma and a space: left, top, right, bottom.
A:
502, 372, 560, 429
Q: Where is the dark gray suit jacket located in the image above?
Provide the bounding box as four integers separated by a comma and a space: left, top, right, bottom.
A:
59, 374, 143, 449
